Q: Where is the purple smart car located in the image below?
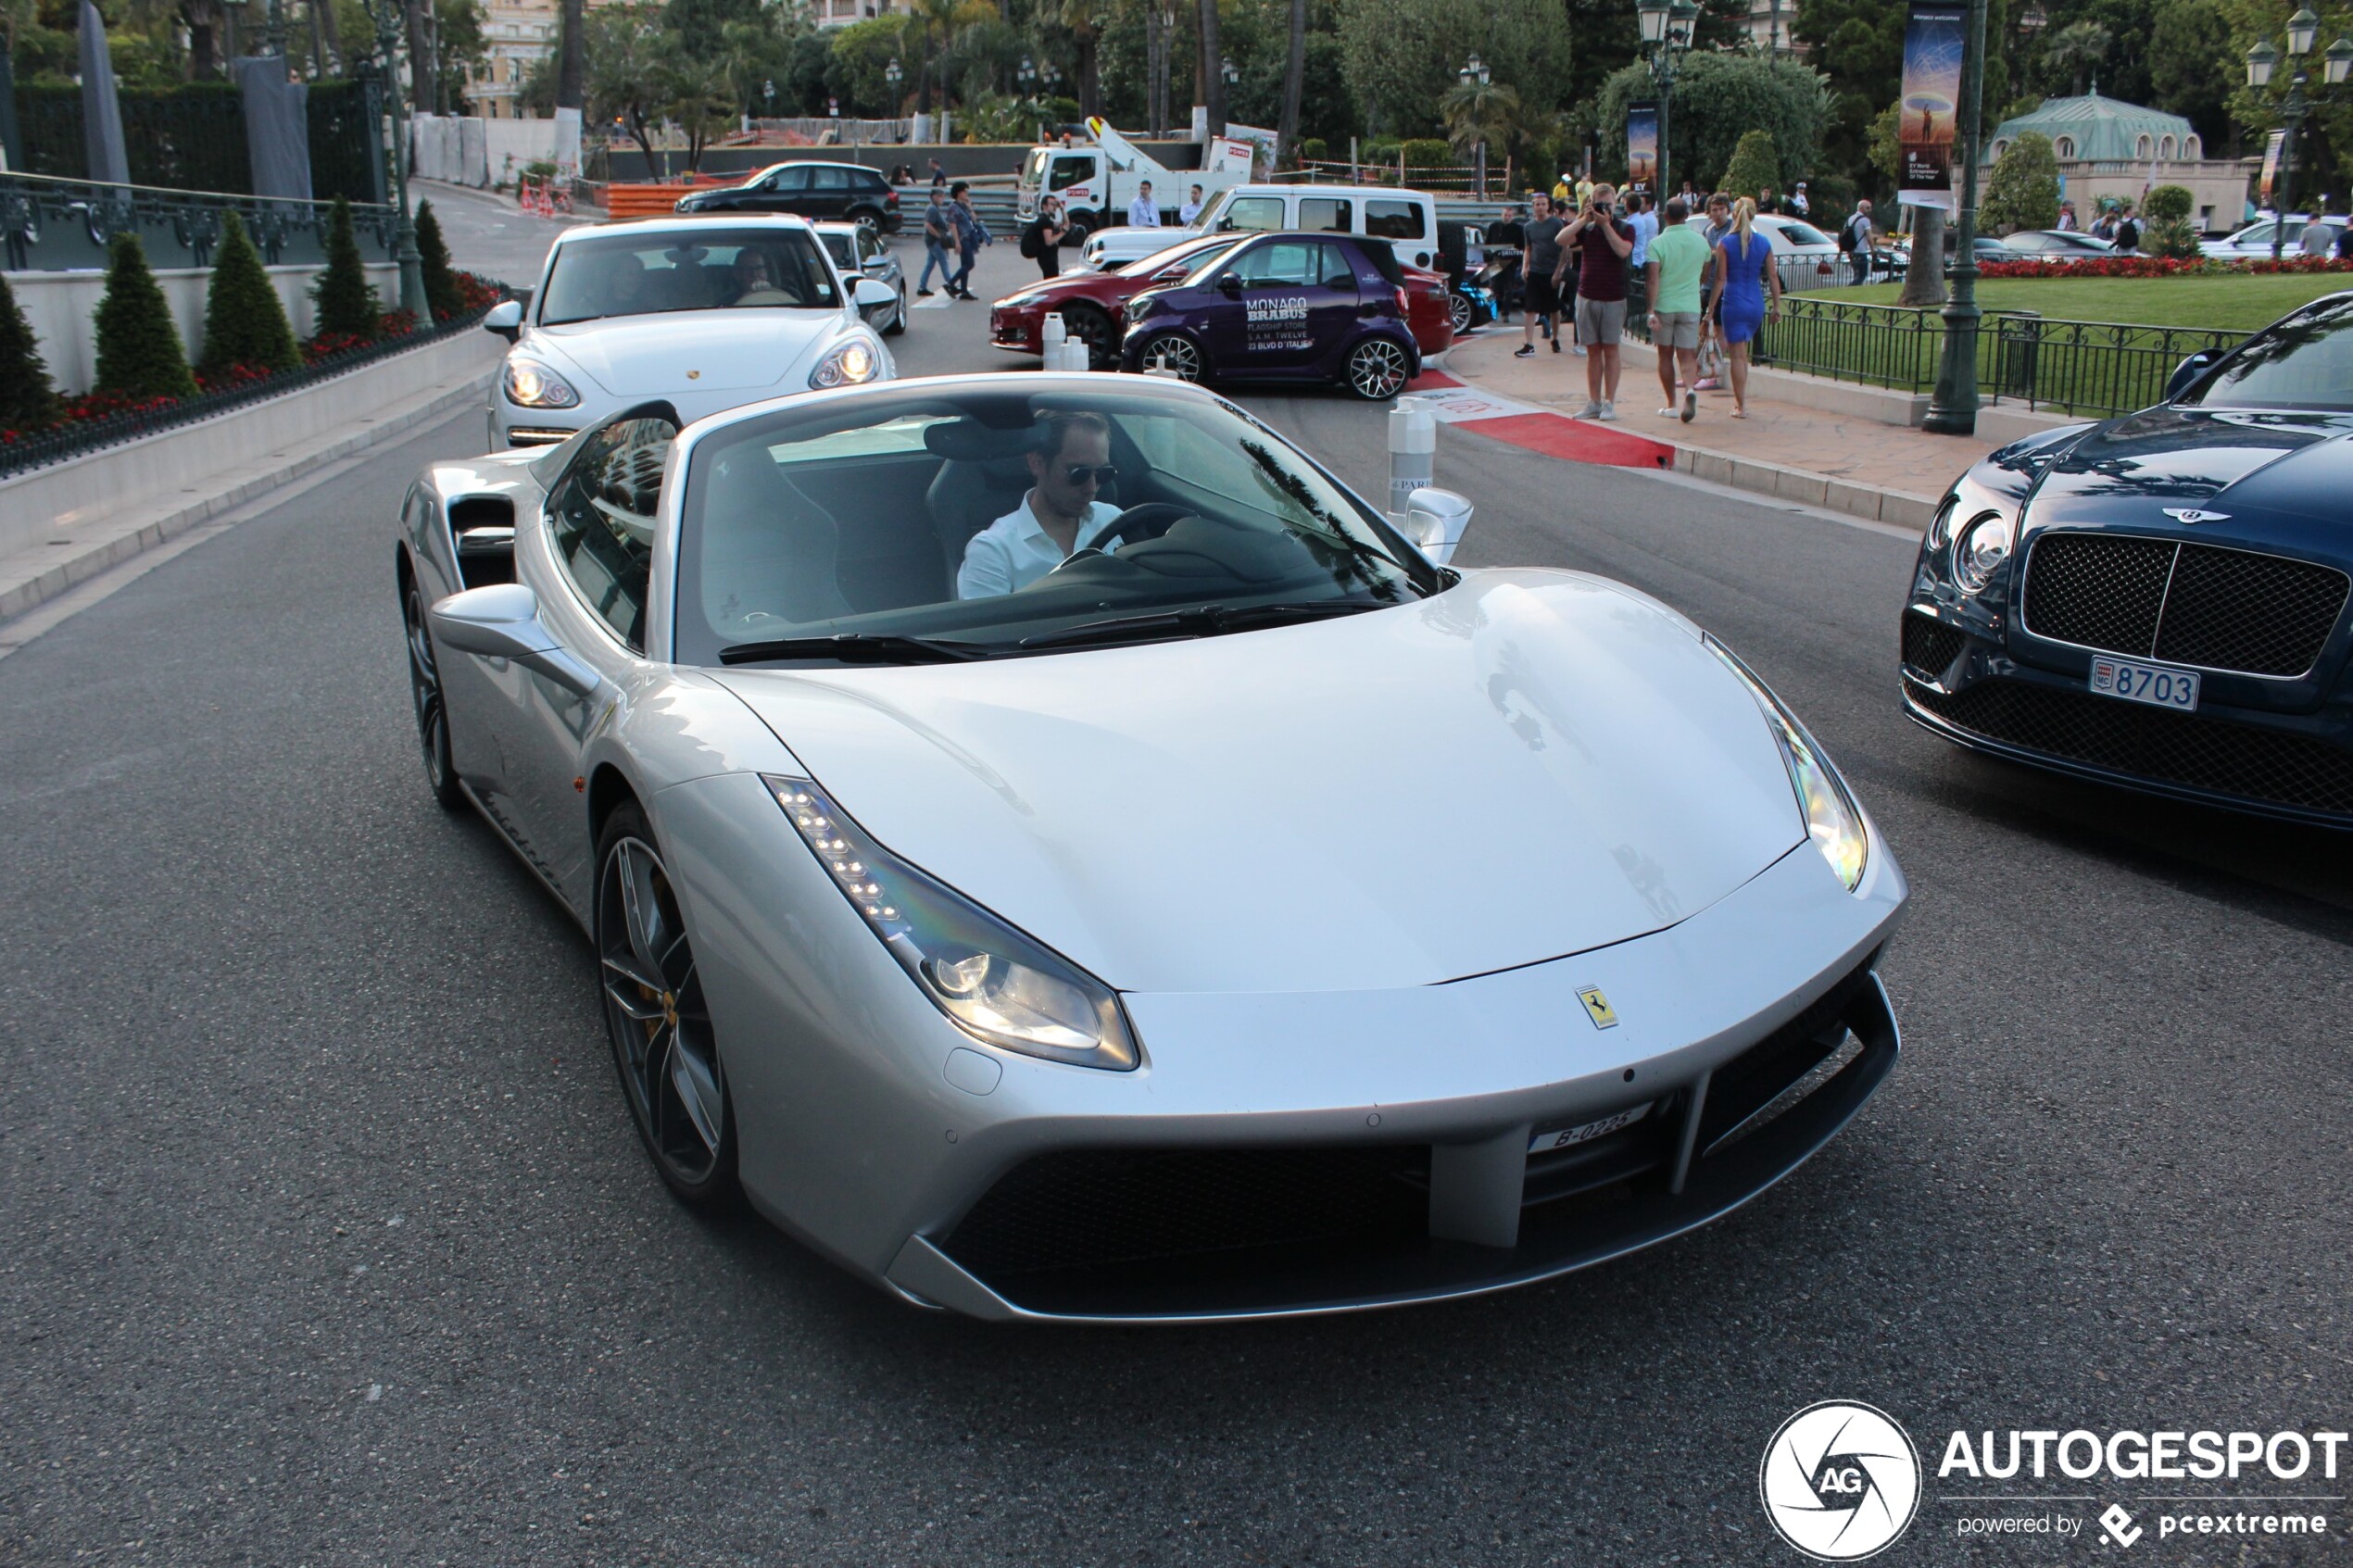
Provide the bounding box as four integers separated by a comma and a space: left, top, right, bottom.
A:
1119, 231, 1422, 400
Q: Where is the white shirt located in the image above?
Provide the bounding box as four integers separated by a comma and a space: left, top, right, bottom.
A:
1128, 195, 1162, 228
957, 495, 1124, 598
1179, 199, 1203, 224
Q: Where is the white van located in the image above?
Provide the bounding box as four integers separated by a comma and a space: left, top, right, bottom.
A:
1077, 182, 1442, 273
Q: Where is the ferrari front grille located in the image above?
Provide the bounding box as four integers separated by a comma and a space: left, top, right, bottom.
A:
2021, 533, 2348, 678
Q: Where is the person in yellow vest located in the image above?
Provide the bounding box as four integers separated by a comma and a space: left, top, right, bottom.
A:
1552, 171, 1573, 207
1574, 174, 1597, 212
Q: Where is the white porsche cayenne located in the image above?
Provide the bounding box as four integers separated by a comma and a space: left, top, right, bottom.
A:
482, 215, 898, 449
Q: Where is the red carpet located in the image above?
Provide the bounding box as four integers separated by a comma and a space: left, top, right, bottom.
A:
1406, 370, 1464, 391
1463, 412, 1676, 470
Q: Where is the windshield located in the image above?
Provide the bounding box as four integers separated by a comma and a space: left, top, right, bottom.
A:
1776, 221, 1831, 246
2183, 296, 2353, 411
673, 383, 1438, 666
1114, 235, 1244, 277
540, 229, 838, 325
1021, 148, 1047, 192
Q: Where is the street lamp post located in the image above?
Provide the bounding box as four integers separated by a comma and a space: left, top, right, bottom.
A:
1457, 55, 1491, 197
357, 0, 430, 323
885, 57, 902, 125
1634, 0, 1698, 198
1922, 0, 1990, 434
2246, 9, 2353, 260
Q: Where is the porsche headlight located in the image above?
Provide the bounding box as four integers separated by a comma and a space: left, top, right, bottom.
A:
808, 340, 879, 389
1705, 638, 1869, 893
763, 776, 1139, 1070
503, 358, 579, 408
1950, 512, 2012, 594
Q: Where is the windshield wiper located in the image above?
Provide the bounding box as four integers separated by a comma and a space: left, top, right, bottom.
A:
718, 633, 997, 666
1017, 600, 1383, 651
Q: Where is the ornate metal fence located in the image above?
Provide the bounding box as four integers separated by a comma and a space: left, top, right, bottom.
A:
0, 171, 397, 272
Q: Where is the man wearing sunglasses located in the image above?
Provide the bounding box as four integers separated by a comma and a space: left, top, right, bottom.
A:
956, 410, 1126, 598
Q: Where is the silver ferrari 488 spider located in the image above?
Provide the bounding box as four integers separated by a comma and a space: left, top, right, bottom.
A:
395, 372, 1906, 1323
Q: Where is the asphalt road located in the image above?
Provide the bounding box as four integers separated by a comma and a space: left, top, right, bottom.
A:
2, 233, 2348, 1567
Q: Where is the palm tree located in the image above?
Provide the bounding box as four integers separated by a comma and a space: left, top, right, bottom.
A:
2044, 20, 2112, 97
1277, 0, 1305, 164
1441, 76, 1521, 194
1198, 0, 1223, 134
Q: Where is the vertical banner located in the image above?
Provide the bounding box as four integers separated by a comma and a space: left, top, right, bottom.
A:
1626, 100, 1658, 195
2259, 129, 2285, 210
1896, 0, 1964, 209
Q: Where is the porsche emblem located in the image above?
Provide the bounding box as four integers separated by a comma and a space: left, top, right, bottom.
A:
1578, 987, 1619, 1029
686, 369, 702, 380
2160, 507, 2226, 524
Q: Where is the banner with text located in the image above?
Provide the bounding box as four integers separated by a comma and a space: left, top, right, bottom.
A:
1627, 100, 1659, 194
2259, 129, 2285, 209
1897, 0, 1964, 208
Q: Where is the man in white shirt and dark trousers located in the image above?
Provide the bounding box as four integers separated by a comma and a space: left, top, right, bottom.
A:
1128, 182, 1162, 229
957, 412, 1126, 598
1180, 185, 1205, 224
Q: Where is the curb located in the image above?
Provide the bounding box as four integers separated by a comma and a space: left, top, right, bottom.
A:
0, 374, 491, 625
1668, 442, 1937, 532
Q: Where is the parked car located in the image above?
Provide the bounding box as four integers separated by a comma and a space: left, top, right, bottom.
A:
673, 160, 903, 233
1400, 265, 1458, 358
480, 217, 896, 448
990, 232, 1242, 368
1900, 290, 2353, 827
1998, 230, 2116, 262
1751, 215, 1845, 293
812, 220, 907, 336
2199, 214, 2342, 258
1081, 183, 1443, 274
396, 370, 1907, 1322
1120, 231, 1424, 399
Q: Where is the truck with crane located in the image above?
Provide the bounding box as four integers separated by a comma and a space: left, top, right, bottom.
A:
1014, 118, 1258, 245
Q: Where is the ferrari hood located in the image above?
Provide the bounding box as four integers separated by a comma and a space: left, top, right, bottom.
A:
712, 571, 1806, 995
2025, 406, 2353, 533
535, 311, 846, 396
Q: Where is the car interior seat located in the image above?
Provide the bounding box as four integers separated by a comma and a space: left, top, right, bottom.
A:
921, 420, 1120, 589
692, 446, 856, 632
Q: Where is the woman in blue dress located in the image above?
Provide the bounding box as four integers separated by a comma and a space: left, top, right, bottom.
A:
1704, 197, 1783, 419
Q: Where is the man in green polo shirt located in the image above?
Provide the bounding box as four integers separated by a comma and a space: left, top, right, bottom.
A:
1643, 196, 1713, 423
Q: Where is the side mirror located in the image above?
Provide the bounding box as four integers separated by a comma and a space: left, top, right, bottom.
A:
1403, 486, 1473, 568
484, 298, 523, 341
1215, 273, 1241, 297
429, 584, 603, 698
2166, 349, 2219, 402
862, 255, 893, 271
852, 276, 897, 308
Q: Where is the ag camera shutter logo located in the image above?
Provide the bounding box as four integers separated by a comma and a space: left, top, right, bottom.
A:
1760, 1401, 1922, 1560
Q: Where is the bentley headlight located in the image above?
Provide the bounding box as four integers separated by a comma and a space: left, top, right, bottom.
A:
763, 776, 1139, 1070
503, 358, 579, 408
1705, 638, 1869, 893
1950, 512, 2012, 594
809, 340, 878, 389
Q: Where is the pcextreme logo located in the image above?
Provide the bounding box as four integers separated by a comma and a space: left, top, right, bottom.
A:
1760, 1401, 1924, 1561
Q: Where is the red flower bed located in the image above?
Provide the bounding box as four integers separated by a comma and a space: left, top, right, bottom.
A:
1978, 254, 2353, 280
439, 271, 504, 322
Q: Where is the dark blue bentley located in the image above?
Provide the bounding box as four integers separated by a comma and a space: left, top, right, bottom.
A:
1901, 292, 2353, 827
1118, 231, 1421, 400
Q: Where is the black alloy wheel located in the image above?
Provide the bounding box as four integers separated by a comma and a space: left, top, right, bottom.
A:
596, 803, 736, 1202
1064, 305, 1121, 369
402, 575, 462, 809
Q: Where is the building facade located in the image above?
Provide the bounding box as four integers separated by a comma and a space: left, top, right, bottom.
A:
1985, 93, 2254, 233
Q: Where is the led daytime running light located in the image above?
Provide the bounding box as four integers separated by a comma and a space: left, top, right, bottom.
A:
1705, 638, 1869, 893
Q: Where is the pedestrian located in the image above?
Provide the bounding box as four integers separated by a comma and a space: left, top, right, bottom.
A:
1693, 194, 1734, 390
2057, 201, 2078, 231
1574, 171, 1596, 213
948, 181, 991, 299
1790, 181, 1811, 218
1645, 197, 1711, 424
1553, 169, 1574, 207
1841, 198, 1875, 286
1564, 180, 1634, 419
1678, 178, 1699, 207
2111, 202, 2141, 255
1704, 196, 1781, 420
916, 183, 954, 295
2091, 205, 2117, 242
1628, 191, 1659, 272
1128, 180, 1161, 228
1514, 193, 1567, 358
2337, 221, 2353, 260
1024, 194, 1069, 279
2302, 204, 2337, 257
928, 157, 947, 188
1486, 202, 1526, 246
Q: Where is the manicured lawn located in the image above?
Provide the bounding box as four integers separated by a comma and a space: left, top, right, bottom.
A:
1825, 274, 2349, 331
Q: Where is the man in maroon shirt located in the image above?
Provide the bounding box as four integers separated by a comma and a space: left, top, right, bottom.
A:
1559, 182, 1635, 420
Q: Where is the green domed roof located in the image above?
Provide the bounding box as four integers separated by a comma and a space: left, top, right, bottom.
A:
1984, 92, 2204, 163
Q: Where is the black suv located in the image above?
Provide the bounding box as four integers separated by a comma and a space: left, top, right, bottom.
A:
673, 161, 902, 233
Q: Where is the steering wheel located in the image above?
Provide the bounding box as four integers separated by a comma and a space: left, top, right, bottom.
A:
1090, 502, 1196, 550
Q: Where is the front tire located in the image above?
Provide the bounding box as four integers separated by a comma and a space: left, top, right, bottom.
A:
1345, 336, 1412, 401
1448, 291, 1473, 335
884, 283, 907, 335
402, 573, 462, 810
596, 802, 737, 1204
1063, 303, 1121, 369
1136, 330, 1205, 382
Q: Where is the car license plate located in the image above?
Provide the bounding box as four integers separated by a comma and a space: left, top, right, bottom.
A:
2088, 656, 2200, 712
1529, 1101, 1653, 1156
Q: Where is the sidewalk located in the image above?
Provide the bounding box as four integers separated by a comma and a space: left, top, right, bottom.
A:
1432, 324, 2025, 531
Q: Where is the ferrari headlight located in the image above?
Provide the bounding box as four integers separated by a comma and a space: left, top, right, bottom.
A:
809, 340, 879, 389
503, 358, 579, 408
763, 776, 1139, 1070
1950, 512, 2012, 594
1705, 638, 1869, 893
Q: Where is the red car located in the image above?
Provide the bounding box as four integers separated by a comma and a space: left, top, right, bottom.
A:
993, 234, 1454, 368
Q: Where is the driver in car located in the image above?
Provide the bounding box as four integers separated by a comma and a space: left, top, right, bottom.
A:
599, 252, 650, 315
956, 411, 1126, 598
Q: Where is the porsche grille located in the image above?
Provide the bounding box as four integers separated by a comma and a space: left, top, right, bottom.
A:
2020, 533, 2349, 678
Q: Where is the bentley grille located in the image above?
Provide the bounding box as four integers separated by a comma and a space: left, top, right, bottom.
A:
2021, 533, 2349, 678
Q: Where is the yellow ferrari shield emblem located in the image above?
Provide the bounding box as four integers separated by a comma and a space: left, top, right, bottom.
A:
1578, 986, 1619, 1029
